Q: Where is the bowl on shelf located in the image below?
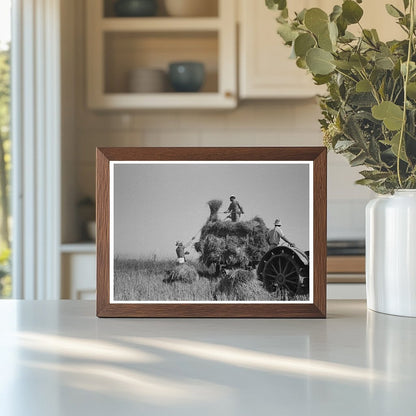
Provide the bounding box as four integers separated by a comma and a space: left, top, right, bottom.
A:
128, 68, 167, 93
168, 62, 205, 92
164, 0, 218, 17
114, 0, 158, 17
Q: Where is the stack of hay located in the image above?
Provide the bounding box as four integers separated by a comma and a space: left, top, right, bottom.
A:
214, 269, 272, 301
195, 199, 270, 271
167, 263, 199, 283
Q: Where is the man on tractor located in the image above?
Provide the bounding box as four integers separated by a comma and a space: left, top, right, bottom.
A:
224, 195, 244, 222
267, 219, 295, 248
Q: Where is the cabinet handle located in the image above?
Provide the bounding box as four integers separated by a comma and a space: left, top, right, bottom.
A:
225, 91, 234, 99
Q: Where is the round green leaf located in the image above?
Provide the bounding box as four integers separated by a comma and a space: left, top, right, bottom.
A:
336, 15, 348, 36
375, 55, 395, 70
385, 4, 403, 18
296, 8, 307, 23
266, 0, 287, 11
382, 133, 408, 162
318, 22, 338, 52
407, 82, 416, 99
330, 5, 342, 22
318, 29, 333, 52
313, 74, 332, 85
304, 8, 329, 35
277, 23, 298, 43
356, 79, 372, 92
296, 57, 308, 69
306, 48, 335, 75
294, 33, 316, 57
339, 31, 356, 42
333, 60, 353, 70
371, 101, 404, 131
328, 21, 339, 43
342, 0, 364, 24
350, 54, 368, 70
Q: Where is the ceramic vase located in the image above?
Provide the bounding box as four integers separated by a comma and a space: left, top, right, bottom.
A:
366, 190, 416, 317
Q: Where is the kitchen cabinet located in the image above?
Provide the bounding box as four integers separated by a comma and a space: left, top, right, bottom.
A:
87, 0, 404, 107
239, 0, 325, 99
61, 245, 96, 300
86, 0, 237, 109
238, 0, 405, 99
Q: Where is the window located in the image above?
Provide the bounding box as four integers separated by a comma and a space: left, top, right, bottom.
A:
0, 0, 11, 298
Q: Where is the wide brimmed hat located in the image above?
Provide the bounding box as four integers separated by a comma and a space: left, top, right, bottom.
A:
274, 219, 281, 226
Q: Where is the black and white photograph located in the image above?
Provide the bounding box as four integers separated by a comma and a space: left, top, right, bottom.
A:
110, 161, 313, 303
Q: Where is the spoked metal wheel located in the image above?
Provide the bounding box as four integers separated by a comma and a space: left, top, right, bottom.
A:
262, 252, 301, 297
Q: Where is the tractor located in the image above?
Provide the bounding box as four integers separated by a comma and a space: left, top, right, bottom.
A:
256, 243, 309, 297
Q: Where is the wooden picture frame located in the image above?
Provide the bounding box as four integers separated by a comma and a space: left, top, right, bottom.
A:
96, 147, 327, 318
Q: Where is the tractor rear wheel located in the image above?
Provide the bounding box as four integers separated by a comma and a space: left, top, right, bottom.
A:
262, 252, 301, 297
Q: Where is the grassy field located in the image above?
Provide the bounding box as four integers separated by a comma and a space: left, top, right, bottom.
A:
114, 258, 309, 302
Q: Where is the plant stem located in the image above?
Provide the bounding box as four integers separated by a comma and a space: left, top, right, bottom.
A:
359, 69, 381, 104
397, 0, 415, 188
334, 68, 358, 84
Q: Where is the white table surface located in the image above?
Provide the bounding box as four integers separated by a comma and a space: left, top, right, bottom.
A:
0, 300, 415, 416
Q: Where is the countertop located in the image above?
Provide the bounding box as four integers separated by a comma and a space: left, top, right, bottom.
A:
0, 300, 415, 415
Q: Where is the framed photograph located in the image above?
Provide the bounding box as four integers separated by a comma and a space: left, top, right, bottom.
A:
96, 147, 327, 318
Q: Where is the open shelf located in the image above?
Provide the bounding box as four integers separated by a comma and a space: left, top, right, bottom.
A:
91, 92, 234, 109
104, 31, 218, 94
61, 243, 96, 254
87, 0, 236, 109
101, 17, 221, 32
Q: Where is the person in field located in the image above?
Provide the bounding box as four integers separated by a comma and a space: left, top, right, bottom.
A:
224, 195, 244, 222
175, 241, 189, 264
267, 219, 294, 247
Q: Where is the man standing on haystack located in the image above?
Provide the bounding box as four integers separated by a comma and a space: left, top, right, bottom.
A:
224, 195, 244, 222
267, 219, 294, 247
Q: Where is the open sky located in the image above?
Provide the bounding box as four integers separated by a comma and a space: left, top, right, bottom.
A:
113, 162, 311, 260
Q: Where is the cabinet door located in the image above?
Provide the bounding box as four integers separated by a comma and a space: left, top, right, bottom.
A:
61, 253, 96, 300
239, 0, 404, 99
239, 0, 326, 99
359, 0, 404, 41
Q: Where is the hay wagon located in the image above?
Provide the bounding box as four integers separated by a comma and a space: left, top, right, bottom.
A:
197, 200, 309, 297
256, 244, 309, 297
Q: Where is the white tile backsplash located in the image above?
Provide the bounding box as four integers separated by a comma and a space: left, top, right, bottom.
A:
74, 100, 370, 240
142, 130, 201, 147
328, 199, 369, 240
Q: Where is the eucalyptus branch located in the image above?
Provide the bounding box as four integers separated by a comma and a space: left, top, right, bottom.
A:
334, 68, 358, 84
398, 23, 410, 35
390, 79, 398, 102
359, 69, 381, 104
397, 0, 415, 188
268, 0, 416, 193
393, 85, 404, 103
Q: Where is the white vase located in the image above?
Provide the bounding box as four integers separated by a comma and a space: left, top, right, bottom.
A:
366, 190, 416, 317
